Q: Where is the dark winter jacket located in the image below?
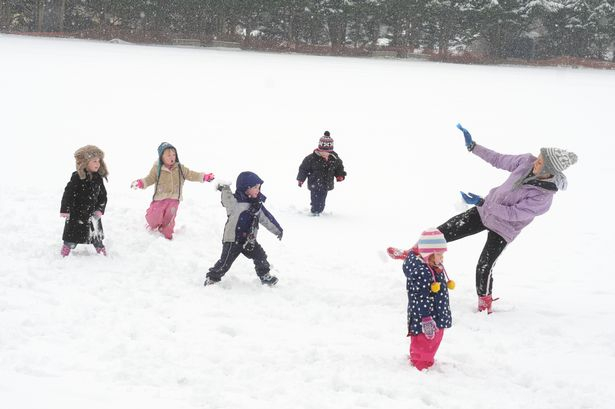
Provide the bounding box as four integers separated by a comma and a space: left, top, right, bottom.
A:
61, 171, 107, 244
297, 150, 346, 191
220, 172, 283, 246
403, 251, 452, 336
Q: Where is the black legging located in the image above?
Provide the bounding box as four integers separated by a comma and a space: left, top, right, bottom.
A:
437, 207, 508, 296
207, 241, 271, 281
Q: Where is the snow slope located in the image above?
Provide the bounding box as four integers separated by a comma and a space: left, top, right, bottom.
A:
1, 34, 614, 409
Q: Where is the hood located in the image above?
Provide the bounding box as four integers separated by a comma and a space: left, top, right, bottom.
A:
235, 171, 266, 202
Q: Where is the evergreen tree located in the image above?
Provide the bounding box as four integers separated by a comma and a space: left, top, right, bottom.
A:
468, 0, 530, 59
423, 0, 465, 55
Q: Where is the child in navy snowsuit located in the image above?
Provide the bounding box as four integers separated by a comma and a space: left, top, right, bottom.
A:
60, 145, 108, 257
205, 171, 283, 286
296, 131, 346, 215
403, 228, 454, 370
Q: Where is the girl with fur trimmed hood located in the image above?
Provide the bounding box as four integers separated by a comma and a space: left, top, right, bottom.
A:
131, 142, 215, 240
60, 145, 109, 257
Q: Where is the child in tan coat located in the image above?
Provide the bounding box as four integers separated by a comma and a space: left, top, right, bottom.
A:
131, 142, 214, 239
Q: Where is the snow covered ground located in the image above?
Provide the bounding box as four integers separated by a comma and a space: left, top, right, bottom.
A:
1, 34, 614, 409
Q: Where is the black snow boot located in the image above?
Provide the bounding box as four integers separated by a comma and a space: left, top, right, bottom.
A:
259, 273, 278, 286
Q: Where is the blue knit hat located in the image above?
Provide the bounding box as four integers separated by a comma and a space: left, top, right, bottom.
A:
158, 142, 178, 163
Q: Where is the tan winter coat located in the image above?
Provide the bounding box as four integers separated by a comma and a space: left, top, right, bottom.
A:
141, 162, 204, 201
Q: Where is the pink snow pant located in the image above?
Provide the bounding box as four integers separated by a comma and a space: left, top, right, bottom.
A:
145, 199, 180, 239
409, 329, 445, 370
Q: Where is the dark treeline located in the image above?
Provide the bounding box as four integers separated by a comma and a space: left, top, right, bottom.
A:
1, 0, 614, 61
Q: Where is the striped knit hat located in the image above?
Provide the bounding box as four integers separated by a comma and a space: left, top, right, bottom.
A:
540, 147, 577, 175
318, 131, 334, 152
417, 228, 447, 262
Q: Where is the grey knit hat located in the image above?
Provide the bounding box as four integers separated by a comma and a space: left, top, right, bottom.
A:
540, 147, 578, 175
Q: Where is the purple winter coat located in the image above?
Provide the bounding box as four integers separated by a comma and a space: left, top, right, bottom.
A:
473, 144, 557, 243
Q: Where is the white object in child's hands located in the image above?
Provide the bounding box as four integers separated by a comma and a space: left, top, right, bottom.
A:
215, 180, 232, 191
454, 195, 469, 212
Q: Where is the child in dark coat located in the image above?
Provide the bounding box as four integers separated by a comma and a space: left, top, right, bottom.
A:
60, 145, 108, 257
402, 228, 454, 370
296, 131, 346, 216
205, 171, 283, 286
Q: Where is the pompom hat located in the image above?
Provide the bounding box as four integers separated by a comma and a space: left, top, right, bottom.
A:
540, 147, 578, 175
416, 228, 454, 293
318, 131, 334, 152
417, 228, 447, 262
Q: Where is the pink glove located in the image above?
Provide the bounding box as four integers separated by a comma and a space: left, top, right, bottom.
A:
131, 179, 144, 190
203, 173, 215, 182
60, 213, 69, 219
93, 211, 103, 220
298, 180, 304, 187
421, 317, 438, 340
336, 176, 345, 182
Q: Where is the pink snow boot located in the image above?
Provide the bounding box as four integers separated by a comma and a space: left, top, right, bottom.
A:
96, 247, 107, 256
60, 245, 71, 257
478, 295, 500, 314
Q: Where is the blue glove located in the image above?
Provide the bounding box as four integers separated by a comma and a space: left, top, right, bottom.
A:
460, 191, 484, 206
456, 123, 475, 151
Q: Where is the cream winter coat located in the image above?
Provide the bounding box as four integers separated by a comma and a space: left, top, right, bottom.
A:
141, 162, 204, 201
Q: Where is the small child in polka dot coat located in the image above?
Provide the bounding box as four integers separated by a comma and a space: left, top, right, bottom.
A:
402, 228, 453, 370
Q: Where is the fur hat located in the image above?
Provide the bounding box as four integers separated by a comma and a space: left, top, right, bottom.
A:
318, 131, 334, 152
540, 147, 577, 175
74, 145, 108, 180
417, 228, 447, 262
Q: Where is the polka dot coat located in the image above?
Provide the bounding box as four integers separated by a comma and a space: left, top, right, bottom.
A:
402, 251, 452, 336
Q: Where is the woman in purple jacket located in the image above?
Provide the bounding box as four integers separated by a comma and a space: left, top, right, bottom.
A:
437, 124, 578, 314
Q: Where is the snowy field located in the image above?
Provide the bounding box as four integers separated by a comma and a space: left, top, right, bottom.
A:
1, 34, 615, 409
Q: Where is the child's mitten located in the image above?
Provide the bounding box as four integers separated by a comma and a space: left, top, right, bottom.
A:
215, 182, 231, 191
421, 317, 438, 340
131, 179, 144, 190
203, 173, 215, 182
